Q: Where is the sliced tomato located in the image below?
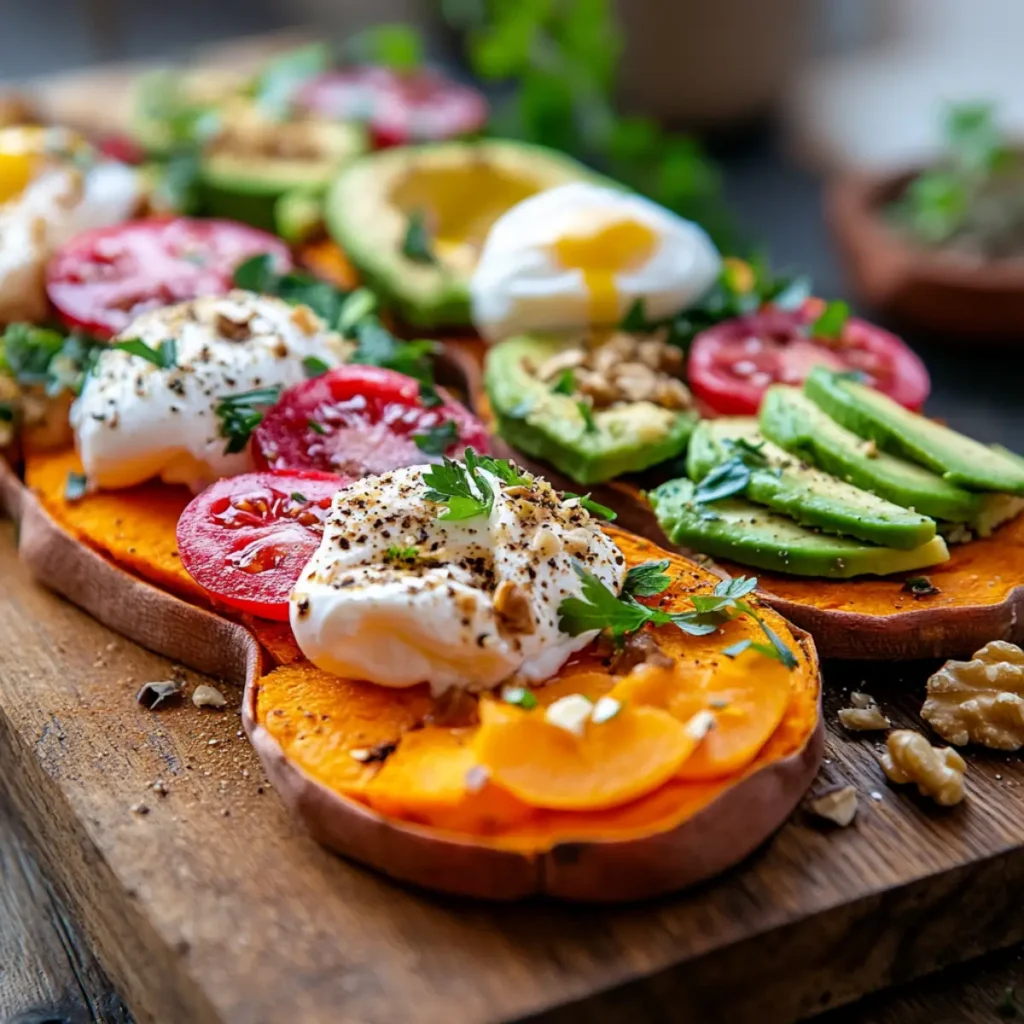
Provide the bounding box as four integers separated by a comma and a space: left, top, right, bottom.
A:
254, 365, 490, 476
687, 302, 931, 416
177, 470, 347, 621
297, 67, 487, 147
46, 217, 292, 338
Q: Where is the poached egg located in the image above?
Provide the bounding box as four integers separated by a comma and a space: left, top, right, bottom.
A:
72, 291, 349, 491
470, 182, 721, 343
0, 126, 141, 324
290, 464, 626, 693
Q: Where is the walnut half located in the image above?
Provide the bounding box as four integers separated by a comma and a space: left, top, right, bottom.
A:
922, 640, 1024, 750
880, 730, 967, 806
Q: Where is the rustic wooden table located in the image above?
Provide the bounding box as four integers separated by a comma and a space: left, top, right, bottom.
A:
2, 129, 1023, 1024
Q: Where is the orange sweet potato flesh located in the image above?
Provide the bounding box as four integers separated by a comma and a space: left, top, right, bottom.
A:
740, 514, 1024, 617
254, 528, 821, 848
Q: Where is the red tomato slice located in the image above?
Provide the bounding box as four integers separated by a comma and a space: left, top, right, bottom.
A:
297, 67, 488, 147
177, 470, 348, 621
254, 365, 490, 476
46, 217, 293, 338
687, 304, 931, 416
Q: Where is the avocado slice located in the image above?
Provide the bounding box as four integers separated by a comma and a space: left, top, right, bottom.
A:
687, 418, 936, 550
485, 335, 697, 485
760, 385, 987, 521
199, 102, 367, 232
650, 477, 950, 579
806, 368, 1024, 496
326, 141, 600, 328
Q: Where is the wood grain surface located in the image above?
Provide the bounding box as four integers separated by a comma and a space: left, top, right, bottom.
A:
5, 512, 1024, 1024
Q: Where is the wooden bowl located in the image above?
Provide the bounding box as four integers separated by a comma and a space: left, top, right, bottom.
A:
826, 169, 1024, 341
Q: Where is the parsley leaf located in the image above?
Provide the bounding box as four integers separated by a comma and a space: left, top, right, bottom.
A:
722, 639, 751, 659
419, 381, 443, 408
563, 491, 617, 522
337, 288, 378, 333
302, 356, 331, 379
307, 418, 327, 435
558, 563, 653, 639
113, 337, 177, 369
351, 317, 436, 385
290, 492, 307, 503
402, 209, 437, 265
502, 684, 538, 710
577, 400, 597, 433
550, 368, 576, 395
215, 386, 282, 454
413, 420, 459, 455
385, 544, 420, 563
622, 560, 672, 598
693, 458, 750, 505
422, 450, 529, 520
810, 299, 850, 341
233, 254, 352, 327
0, 322, 101, 397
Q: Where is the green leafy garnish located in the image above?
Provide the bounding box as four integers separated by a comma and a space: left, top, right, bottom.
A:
577, 400, 597, 433
385, 544, 420, 563
692, 458, 750, 505
563, 491, 616, 521
302, 356, 331, 379
65, 471, 89, 503
419, 381, 443, 408
502, 685, 538, 710
422, 449, 530, 521
622, 560, 672, 598
1, 323, 101, 396
550, 368, 576, 395
402, 210, 438, 265
558, 569, 797, 667
215, 386, 282, 455
113, 338, 177, 370
233, 254, 352, 328
348, 23, 423, 73
290, 492, 307, 503
810, 299, 850, 341
337, 288, 379, 333
351, 318, 436, 385
413, 420, 459, 455
307, 418, 327, 436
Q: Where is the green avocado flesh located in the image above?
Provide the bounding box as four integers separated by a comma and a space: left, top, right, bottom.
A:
200, 122, 366, 232
650, 478, 950, 579
326, 140, 600, 328
806, 368, 1024, 496
760, 386, 986, 524
485, 335, 697, 485
687, 418, 936, 550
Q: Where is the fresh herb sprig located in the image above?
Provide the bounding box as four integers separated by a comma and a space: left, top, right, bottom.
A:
113, 337, 177, 369
563, 491, 616, 521
422, 449, 530, 521
413, 419, 459, 455
692, 437, 772, 506
0, 323, 101, 396
215, 386, 282, 454
402, 209, 438, 265
558, 568, 797, 668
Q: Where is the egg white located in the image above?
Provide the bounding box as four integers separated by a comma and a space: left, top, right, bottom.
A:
470, 181, 722, 343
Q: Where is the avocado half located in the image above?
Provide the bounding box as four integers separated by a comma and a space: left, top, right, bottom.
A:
199, 110, 367, 232
485, 335, 697, 486
325, 140, 599, 329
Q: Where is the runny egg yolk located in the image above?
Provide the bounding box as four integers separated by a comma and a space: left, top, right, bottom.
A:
552, 217, 658, 323
0, 152, 37, 204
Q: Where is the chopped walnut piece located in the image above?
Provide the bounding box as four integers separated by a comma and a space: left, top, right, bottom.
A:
536, 347, 585, 380
612, 631, 675, 674
611, 361, 659, 402
880, 730, 967, 806
807, 785, 858, 827
922, 640, 1024, 750
493, 581, 535, 635
574, 368, 617, 407
290, 304, 321, 335
215, 312, 252, 341
838, 692, 891, 731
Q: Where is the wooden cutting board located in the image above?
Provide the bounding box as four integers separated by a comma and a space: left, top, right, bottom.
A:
4, 509, 1024, 1024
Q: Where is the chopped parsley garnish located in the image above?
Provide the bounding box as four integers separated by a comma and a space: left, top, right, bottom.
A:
418, 381, 443, 408
550, 368, 576, 395
558, 568, 797, 668
214, 386, 282, 455
692, 437, 772, 506
577, 400, 597, 433
902, 575, 941, 598
351, 317, 437, 386
413, 419, 459, 455
563, 491, 617, 521
401, 209, 438, 265
112, 337, 177, 370
307, 418, 327, 435
810, 299, 850, 341
622, 560, 672, 598
290, 492, 307, 503
422, 449, 530, 521
302, 356, 331, 379
385, 544, 419, 563
337, 288, 378, 333
65, 471, 89, 503
502, 685, 538, 710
